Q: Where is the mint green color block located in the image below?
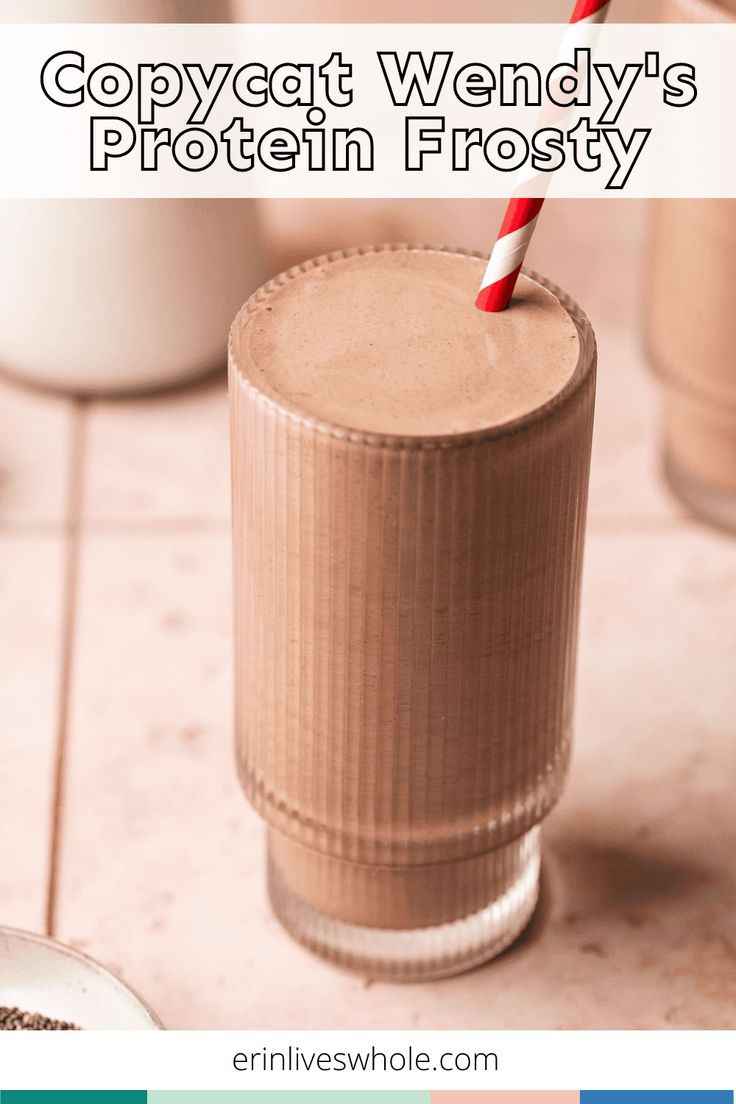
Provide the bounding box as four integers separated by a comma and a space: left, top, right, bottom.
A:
149, 1094, 430, 1104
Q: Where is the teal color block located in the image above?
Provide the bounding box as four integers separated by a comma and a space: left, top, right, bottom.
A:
3, 1095, 147, 1104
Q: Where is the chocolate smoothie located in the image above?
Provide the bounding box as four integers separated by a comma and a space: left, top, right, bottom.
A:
229, 245, 596, 979
647, 0, 736, 529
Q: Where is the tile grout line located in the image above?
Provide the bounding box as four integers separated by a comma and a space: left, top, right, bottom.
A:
44, 398, 88, 939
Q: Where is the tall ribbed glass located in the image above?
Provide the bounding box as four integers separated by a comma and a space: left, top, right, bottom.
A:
229, 245, 596, 980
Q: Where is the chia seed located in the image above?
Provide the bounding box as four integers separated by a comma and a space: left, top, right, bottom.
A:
0, 1005, 80, 1030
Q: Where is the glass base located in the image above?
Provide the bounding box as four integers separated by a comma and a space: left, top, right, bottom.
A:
267, 827, 541, 982
664, 448, 736, 533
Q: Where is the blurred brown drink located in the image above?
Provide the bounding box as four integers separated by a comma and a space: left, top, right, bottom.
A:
647, 0, 736, 530
229, 245, 596, 979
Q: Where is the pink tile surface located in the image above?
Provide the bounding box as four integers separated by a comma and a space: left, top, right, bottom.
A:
83, 377, 230, 525
54, 531, 249, 1019
0, 376, 73, 527
0, 536, 65, 931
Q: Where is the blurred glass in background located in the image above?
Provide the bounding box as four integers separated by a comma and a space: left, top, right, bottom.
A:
646, 0, 736, 530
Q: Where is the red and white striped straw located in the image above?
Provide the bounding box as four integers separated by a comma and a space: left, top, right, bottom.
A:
476, 0, 611, 313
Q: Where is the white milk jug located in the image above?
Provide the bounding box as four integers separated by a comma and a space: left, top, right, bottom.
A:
0, 0, 264, 394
